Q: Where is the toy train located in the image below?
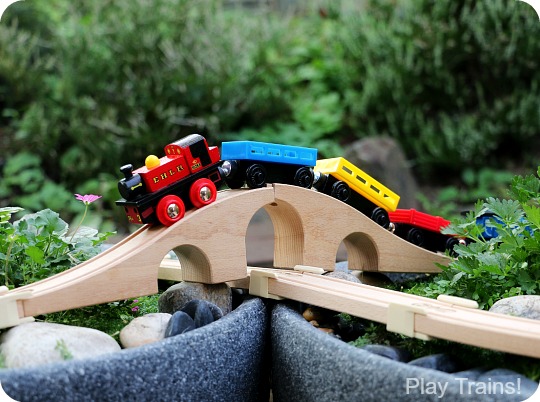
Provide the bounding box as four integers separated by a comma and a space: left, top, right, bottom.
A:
220, 141, 318, 189
116, 136, 320, 226
389, 209, 464, 254
115, 134, 399, 229
313, 157, 400, 229
115, 134, 474, 256
116, 134, 224, 226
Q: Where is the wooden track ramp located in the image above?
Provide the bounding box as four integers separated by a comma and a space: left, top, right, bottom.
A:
0, 184, 449, 328
249, 267, 540, 359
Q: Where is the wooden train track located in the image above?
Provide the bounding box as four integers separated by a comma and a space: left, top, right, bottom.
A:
248, 266, 540, 359
2, 184, 540, 359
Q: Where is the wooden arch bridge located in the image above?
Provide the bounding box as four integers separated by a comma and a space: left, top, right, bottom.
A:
2, 184, 540, 359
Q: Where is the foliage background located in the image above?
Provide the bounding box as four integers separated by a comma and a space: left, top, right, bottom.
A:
1, 0, 539, 232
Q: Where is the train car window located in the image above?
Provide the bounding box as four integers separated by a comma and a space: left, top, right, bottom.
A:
250, 147, 264, 155
267, 148, 280, 156
356, 175, 366, 184
342, 166, 353, 175
370, 184, 380, 193
284, 151, 297, 158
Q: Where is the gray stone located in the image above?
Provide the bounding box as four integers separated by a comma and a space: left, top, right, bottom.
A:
489, 295, 540, 320
334, 261, 349, 272
361, 344, 410, 362
0, 322, 120, 369
164, 311, 196, 337
158, 281, 232, 315
324, 271, 361, 283
334, 261, 394, 287
350, 271, 395, 287
343, 136, 419, 209
119, 313, 171, 349
0, 298, 269, 402
180, 299, 223, 328
408, 353, 460, 373
271, 303, 535, 402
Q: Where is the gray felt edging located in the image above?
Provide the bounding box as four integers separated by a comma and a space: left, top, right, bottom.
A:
270, 302, 537, 402
0, 297, 270, 402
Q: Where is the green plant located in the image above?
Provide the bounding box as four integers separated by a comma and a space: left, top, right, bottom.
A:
0, 153, 76, 215
44, 294, 160, 338
0, 205, 114, 289
407, 167, 540, 309
348, 322, 390, 348
340, 0, 540, 181
417, 167, 515, 219
0, 201, 160, 340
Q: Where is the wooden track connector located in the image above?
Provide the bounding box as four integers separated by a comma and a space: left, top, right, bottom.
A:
386, 295, 478, 341
0, 286, 35, 328
293, 265, 326, 275
249, 269, 285, 300
386, 303, 431, 341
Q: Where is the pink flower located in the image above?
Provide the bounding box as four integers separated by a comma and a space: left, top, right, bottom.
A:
75, 194, 102, 205
131, 299, 140, 313
69, 193, 103, 242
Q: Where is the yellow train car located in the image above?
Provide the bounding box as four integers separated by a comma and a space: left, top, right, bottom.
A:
313, 157, 400, 228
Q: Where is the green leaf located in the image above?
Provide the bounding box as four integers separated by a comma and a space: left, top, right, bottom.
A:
0, 207, 24, 224
35, 209, 69, 236
24, 246, 45, 265
483, 198, 523, 225
523, 204, 540, 230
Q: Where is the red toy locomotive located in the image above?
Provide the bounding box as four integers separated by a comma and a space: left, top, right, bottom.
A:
116, 134, 224, 226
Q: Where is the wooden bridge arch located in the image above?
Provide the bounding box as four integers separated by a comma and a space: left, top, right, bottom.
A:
5, 184, 540, 360
1, 184, 449, 326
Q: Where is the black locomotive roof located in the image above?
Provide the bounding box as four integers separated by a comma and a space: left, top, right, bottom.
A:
171, 134, 205, 148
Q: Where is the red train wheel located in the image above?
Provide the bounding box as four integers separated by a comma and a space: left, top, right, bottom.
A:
156, 195, 185, 226
189, 178, 217, 209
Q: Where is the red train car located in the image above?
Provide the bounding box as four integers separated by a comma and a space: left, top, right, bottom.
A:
389, 209, 462, 254
116, 134, 224, 226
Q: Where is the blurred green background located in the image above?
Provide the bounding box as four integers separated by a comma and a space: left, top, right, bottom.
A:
1, 0, 539, 234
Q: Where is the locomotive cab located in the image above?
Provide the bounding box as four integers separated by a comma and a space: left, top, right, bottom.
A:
171, 134, 220, 174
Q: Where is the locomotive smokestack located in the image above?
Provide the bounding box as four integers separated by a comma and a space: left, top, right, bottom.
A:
120, 164, 134, 180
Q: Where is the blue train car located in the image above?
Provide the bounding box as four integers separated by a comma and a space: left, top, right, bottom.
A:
476, 214, 503, 240
476, 213, 532, 240
220, 141, 318, 189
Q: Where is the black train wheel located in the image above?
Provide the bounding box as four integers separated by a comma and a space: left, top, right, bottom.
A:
293, 167, 315, 188
371, 207, 391, 229
406, 227, 425, 247
445, 237, 461, 257
245, 164, 267, 189
330, 181, 350, 202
